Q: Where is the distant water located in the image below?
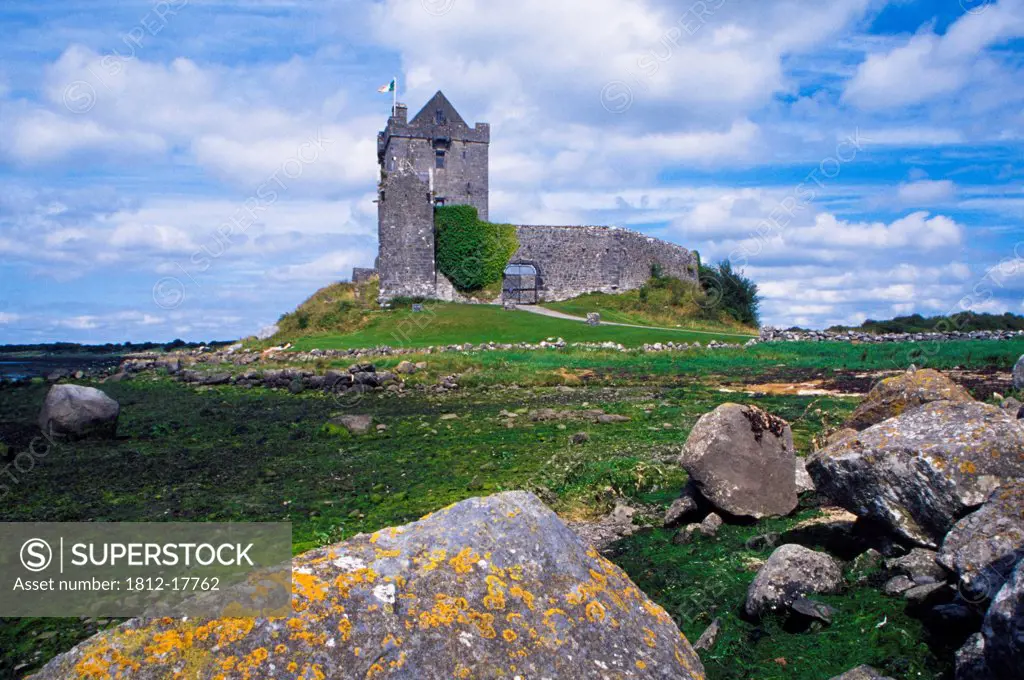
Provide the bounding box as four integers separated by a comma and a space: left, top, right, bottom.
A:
0, 355, 123, 381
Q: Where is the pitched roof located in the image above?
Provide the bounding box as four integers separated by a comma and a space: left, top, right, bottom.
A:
409, 91, 467, 128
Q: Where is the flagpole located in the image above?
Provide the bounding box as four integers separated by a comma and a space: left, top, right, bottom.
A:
393, 75, 398, 117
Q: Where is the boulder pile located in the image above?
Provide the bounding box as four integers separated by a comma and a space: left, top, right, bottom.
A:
803, 368, 1024, 679
669, 364, 1023, 678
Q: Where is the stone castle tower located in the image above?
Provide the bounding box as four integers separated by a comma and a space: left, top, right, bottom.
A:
370, 92, 698, 304
376, 91, 490, 300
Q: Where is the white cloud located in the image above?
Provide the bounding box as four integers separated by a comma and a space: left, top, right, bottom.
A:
897, 179, 956, 205
844, 0, 1024, 109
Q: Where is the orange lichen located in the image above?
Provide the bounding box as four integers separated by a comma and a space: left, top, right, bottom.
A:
449, 547, 482, 574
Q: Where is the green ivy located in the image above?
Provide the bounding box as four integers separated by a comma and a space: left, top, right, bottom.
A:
435, 205, 519, 292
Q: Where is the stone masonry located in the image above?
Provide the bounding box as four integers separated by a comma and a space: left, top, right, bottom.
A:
369, 91, 697, 302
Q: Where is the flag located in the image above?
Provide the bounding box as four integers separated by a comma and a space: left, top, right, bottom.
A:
378, 79, 396, 93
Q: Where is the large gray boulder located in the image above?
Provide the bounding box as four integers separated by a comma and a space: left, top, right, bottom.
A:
939, 481, 1024, 603
981, 559, 1024, 678
744, 544, 844, 619
844, 368, 974, 431
807, 401, 1024, 547
680, 403, 798, 519
38, 384, 119, 439
33, 491, 705, 680
1014, 355, 1024, 391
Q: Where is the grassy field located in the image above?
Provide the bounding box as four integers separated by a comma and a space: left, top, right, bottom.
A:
286, 302, 757, 351
2, 339, 1021, 678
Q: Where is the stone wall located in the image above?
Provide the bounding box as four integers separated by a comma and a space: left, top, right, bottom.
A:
377, 170, 436, 301
509, 225, 698, 301
352, 267, 377, 284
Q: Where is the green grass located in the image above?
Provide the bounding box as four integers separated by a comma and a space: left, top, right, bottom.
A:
3, 338, 1017, 677
288, 303, 755, 351
539, 281, 758, 335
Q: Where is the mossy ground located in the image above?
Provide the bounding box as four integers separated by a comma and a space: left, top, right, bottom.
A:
2, 339, 1021, 677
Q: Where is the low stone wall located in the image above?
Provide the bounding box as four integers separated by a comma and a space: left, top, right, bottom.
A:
760, 327, 1024, 343
509, 225, 698, 302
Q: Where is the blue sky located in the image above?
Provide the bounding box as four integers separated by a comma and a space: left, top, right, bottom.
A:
0, 0, 1022, 343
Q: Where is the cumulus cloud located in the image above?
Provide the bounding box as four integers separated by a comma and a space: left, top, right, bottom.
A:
844, 0, 1024, 109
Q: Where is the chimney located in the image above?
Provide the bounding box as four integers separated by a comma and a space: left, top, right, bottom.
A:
392, 103, 408, 125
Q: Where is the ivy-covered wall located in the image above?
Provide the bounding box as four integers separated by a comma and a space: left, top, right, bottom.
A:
435, 206, 519, 292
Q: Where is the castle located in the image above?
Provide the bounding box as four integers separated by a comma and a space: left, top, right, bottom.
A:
360, 91, 698, 303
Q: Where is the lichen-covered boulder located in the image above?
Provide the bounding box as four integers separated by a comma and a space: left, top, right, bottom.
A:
37, 384, 119, 439
981, 559, 1024, 678
807, 401, 1024, 547
844, 368, 974, 431
32, 491, 705, 680
1014, 355, 1024, 391
679, 404, 797, 519
939, 481, 1024, 603
744, 544, 844, 619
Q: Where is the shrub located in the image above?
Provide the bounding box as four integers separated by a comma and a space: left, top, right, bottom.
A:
699, 260, 761, 327
435, 205, 518, 292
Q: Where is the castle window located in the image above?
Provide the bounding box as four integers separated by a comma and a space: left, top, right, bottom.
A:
435, 150, 446, 169
435, 108, 446, 125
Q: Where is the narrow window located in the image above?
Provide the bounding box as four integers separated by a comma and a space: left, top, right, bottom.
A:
435, 150, 446, 169
435, 108, 445, 125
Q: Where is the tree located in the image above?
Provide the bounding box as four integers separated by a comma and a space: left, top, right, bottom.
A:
699, 260, 761, 327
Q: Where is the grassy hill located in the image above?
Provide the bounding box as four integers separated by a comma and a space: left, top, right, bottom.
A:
541, 279, 756, 335
267, 276, 758, 351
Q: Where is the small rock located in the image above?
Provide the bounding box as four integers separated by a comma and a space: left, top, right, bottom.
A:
439, 413, 458, 421
698, 512, 723, 537
693, 618, 721, 652
745, 544, 844, 619
745, 533, 781, 551
904, 582, 951, 608
790, 596, 835, 625
596, 414, 630, 424
328, 414, 374, 435
885, 548, 946, 585
395, 360, 417, 374
883, 575, 915, 596
673, 525, 700, 546
664, 485, 701, 527
849, 549, 883, 582
570, 432, 590, 445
